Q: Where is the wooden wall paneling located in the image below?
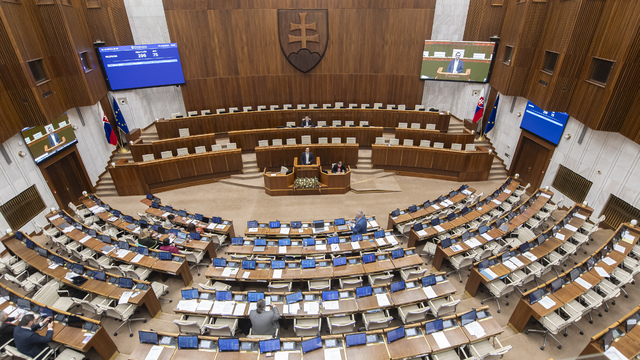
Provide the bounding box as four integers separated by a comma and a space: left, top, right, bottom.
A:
463, 0, 507, 42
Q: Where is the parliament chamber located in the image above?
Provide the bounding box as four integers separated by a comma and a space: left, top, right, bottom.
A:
1, 1, 640, 360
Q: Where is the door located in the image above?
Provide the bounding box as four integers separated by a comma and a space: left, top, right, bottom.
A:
509, 131, 555, 192
40, 146, 94, 211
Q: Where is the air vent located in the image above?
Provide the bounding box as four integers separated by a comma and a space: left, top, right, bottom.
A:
551, 165, 592, 203
0, 185, 46, 230
601, 195, 640, 230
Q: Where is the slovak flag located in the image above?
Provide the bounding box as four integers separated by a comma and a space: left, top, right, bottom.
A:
472, 88, 486, 124
102, 108, 117, 146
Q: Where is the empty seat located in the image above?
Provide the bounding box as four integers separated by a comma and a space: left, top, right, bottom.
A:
178, 128, 190, 137
286, 121, 296, 127
216, 108, 226, 114
286, 138, 296, 145
194, 146, 206, 154
201, 109, 212, 115
318, 137, 328, 144
387, 104, 396, 109
348, 103, 358, 109
327, 314, 356, 334
296, 104, 306, 109
294, 317, 321, 337
205, 317, 238, 337
323, 104, 332, 109
176, 148, 189, 156
256, 105, 267, 111
301, 135, 312, 145
270, 105, 279, 110
171, 112, 181, 118
363, 309, 393, 330
373, 103, 383, 109
433, 142, 444, 148
398, 105, 406, 110
142, 154, 155, 162
283, 104, 293, 109
419, 140, 431, 147
187, 111, 198, 117
345, 120, 354, 127
335, 102, 344, 108
465, 143, 476, 151
332, 137, 341, 144
375, 137, 386, 145
346, 137, 356, 144
242, 106, 252, 112
403, 139, 414, 146
398, 122, 408, 128
211, 144, 223, 151
229, 107, 239, 112
226, 142, 237, 149
338, 276, 363, 289
360, 120, 369, 126
309, 103, 318, 109
411, 123, 421, 129
332, 120, 342, 126
451, 143, 462, 150
389, 138, 400, 146
360, 104, 370, 109
426, 123, 436, 130
258, 140, 269, 147
317, 120, 327, 127
160, 151, 173, 159
272, 139, 283, 146
415, 105, 425, 111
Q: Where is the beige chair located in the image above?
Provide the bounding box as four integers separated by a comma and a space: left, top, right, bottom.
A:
367, 272, 394, 286
229, 107, 239, 112
216, 108, 226, 114
256, 105, 267, 111
346, 137, 356, 144
470, 338, 512, 360
360, 104, 370, 109
332, 120, 342, 127
426, 123, 436, 130
242, 106, 253, 112
268, 281, 292, 292
151, 281, 171, 302
171, 113, 181, 118
56, 347, 87, 360
183, 250, 207, 276
327, 314, 356, 334
226, 142, 237, 149
398, 303, 430, 324
317, 120, 327, 127
3, 343, 54, 360
99, 302, 146, 337
199, 280, 232, 292
308, 279, 331, 291
363, 309, 393, 330
415, 105, 425, 111
176, 147, 189, 156
335, 102, 344, 108
411, 123, 421, 129
160, 151, 173, 159
389, 138, 400, 146
269, 105, 279, 110
174, 314, 209, 335
433, 142, 444, 148
331, 137, 341, 144
428, 295, 460, 317
309, 104, 318, 109
258, 140, 269, 147
121, 266, 152, 281
348, 103, 358, 109
301, 135, 312, 145
294, 317, 321, 336
398, 105, 406, 110
68, 202, 91, 218
142, 154, 155, 162
179, 128, 190, 137
205, 317, 238, 336
403, 139, 414, 146
360, 120, 369, 126
286, 138, 296, 145
387, 104, 396, 109
400, 266, 428, 281
323, 104, 332, 109
373, 103, 383, 109
375, 137, 386, 145
318, 137, 328, 144
339, 276, 363, 289
481, 279, 516, 313
210, 144, 222, 151
201, 109, 211, 115
345, 120, 355, 126
296, 104, 306, 110
31, 280, 75, 312
465, 143, 476, 151
398, 122, 408, 128
451, 143, 463, 150
194, 146, 206, 154
420, 140, 431, 147
272, 139, 283, 146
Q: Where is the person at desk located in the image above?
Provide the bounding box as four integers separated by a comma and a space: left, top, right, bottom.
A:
447, 52, 464, 74
301, 116, 313, 127
249, 299, 280, 336
0, 310, 21, 345
332, 161, 347, 174
159, 238, 180, 254
13, 314, 53, 360
350, 210, 368, 235
137, 228, 157, 249
187, 222, 204, 235
301, 147, 315, 165
163, 214, 175, 229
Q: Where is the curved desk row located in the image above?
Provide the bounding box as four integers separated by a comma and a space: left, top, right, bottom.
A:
263, 159, 351, 196
581, 304, 640, 358
229, 126, 383, 151
241, 216, 381, 239
130, 133, 218, 162
155, 108, 450, 139
394, 128, 476, 149
255, 144, 358, 171
109, 148, 243, 196
371, 144, 494, 182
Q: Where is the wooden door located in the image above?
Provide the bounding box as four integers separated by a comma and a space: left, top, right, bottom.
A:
40, 146, 94, 210
508, 131, 555, 192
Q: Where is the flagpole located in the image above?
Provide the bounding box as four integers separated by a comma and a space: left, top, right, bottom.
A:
117, 127, 129, 153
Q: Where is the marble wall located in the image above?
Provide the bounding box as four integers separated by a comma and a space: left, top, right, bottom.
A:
431, 0, 471, 41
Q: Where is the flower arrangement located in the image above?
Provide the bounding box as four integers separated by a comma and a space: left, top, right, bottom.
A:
294, 177, 320, 189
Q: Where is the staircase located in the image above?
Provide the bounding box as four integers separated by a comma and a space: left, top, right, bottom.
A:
94, 151, 130, 197
217, 152, 264, 189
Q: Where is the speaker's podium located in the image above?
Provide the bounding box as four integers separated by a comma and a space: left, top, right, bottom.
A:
435, 67, 471, 81
263, 156, 351, 196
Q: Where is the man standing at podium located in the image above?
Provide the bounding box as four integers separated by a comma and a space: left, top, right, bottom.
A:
447, 52, 464, 74
350, 210, 367, 235
301, 147, 315, 165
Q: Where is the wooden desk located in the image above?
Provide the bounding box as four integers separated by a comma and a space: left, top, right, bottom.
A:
356, 293, 393, 311
129, 344, 175, 360
215, 351, 259, 360
344, 342, 389, 360
172, 349, 219, 360
426, 327, 468, 353
130, 133, 218, 162
395, 128, 475, 149
109, 148, 243, 196
256, 144, 358, 171
435, 67, 471, 81
387, 333, 432, 359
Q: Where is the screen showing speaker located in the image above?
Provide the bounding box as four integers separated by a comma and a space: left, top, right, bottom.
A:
420, 40, 495, 83
21, 114, 78, 164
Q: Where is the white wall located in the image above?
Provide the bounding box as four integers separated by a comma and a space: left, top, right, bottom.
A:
431, 0, 470, 41
486, 94, 640, 217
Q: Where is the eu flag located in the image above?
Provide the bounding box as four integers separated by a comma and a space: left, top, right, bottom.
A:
112, 97, 129, 133
485, 94, 500, 133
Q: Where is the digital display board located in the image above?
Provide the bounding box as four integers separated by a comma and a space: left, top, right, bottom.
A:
420, 40, 495, 83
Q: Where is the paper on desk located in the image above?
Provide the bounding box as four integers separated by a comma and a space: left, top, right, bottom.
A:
288, 303, 300, 314
0, 298, 5, 306
316, 244, 327, 251
79, 235, 91, 243
3, 306, 16, 316
63, 226, 74, 233
386, 235, 398, 245
228, 302, 242, 316
48, 263, 59, 270
248, 228, 258, 233
451, 244, 464, 252
541, 193, 551, 198
131, 254, 143, 263
221, 267, 238, 277
539, 296, 556, 309
565, 224, 578, 232
376, 293, 390, 307
82, 334, 93, 344
323, 300, 339, 310
280, 227, 290, 235
423, 286, 437, 299
575, 213, 586, 219
462, 189, 473, 195
417, 230, 428, 237
144, 345, 164, 360
481, 269, 497, 281
556, 233, 565, 241
503, 260, 517, 271
206, 223, 216, 230
492, 199, 502, 205
271, 269, 283, 279
434, 225, 445, 233
594, 266, 610, 278
432, 332, 451, 349
511, 257, 525, 267
248, 303, 257, 313
49, 214, 61, 221
465, 321, 486, 338
274, 353, 289, 360
574, 278, 592, 290
210, 301, 225, 314
351, 242, 361, 250
331, 243, 340, 252
375, 238, 386, 246
464, 239, 482, 249
432, 205, 440, 210
197, 300, 213, 312
161, 212, 170, 218
504, 189, 511, 194
324, 348, 342, 360
131, 291, 141, 299
481, 233, 493, 241
614, 244, 625, 253
242, 271, 251, 279
119, 291, 132, 305
602, 257, 616, 266
278, 246, 287, 254
116, 249, 129, 258
523, 252, 538, 261
604, 344, 627, 360
176, 299, 198, 312
107, 216, 118, 222
304, 302, 319, 315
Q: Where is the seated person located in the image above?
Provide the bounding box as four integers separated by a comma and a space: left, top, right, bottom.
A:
187, 222, 204, 235
301, 116, 313, 127
332, 161, 347, 174
163, 214, 175, 229
249, 299, 280, 336
137, 228, 157, 249
13, 314, 53, 360
301, 147, 315, 165
350, 210, 368, 235
159, 238, 180, 254
0, 310, 20, 345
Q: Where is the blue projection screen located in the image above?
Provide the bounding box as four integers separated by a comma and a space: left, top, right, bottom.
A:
520, 101, 569, 145
98, 43, 185, 91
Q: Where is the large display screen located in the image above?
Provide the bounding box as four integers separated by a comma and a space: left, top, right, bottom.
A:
420, 40, 495, 83
21, 114, 78, 164
98, 43, 186, 91
520, 101, 569, 145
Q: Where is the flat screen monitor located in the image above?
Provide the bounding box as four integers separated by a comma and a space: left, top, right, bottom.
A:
603, 330, 614, 351
211, 216, 222, 224
392, 249, 404, 259
286, 292, 303, 304
441, 238, 452, 248
334, 218, 345, 226
177, 232, 187, 240
478, 225, 489, 234
21, 116, 79, 164
391, 209, 400, 217
478, 259, 490, 271
189, 232, 201, 240
99, 235, 111, 244
124, 215, 133, 223
627, 314, 640, 332
431, 218, 440, 226
529, 288, 545, 305
390, 280, 405, 293
387, 327, 405, 343
271, 260, 285, 269
72, 263, 84, 275
112, 210, 121, 217
587, 256, 596, 270
87, 229, 97, 237
231, 237, 243, 245
158, 251, 172, 261
569, 268, 582, 282
254, 238, 267, 247
322, 290, 339, 301
216, 291, 232, 301
351, 234, 362, 242
303, 238, 315, 246
520, 101, 569, 145
362, 254, 375, 264
408, 205, 417, 213
269, 221, 280, 229
259, 338, 280, 353
301, 259, 315, 269
374, 230, 385, 238
248, 292, 264, 302
422, 275, 437, 287
219, 338, 239, 352
327, 236, 340, 244
177, 210, 187, 218
356, 286, 372, 298
35, 247, 48, 257
247, 220, 258, 228
301, 337, 322, 354
501, 251, 513, 263
313, 220, 324, 229
242, 260, 256, 270
550, 278, 564, 293
24, 239, 34, 250
290, 221, 302, 229
346, 333, 366, 347
413, 223, 424, 231
193, 213, 203, 221
333, 257, 347, 267
278, 238, 291, 246
139, 331, 158, 345
461, 309, 476, 326
118, 241, 129, 250
137, 246, 149, 256
425, 319, 444, 335
53, 255, 64, 265
17, 298, 31, 310
181, 289, 198, 300
178, 335, 198, 350
93, 271, 106, 281
519, 242, 531, 253
118, 277, 133, 289
213, 258, 227, 267
40, 307, 53, 318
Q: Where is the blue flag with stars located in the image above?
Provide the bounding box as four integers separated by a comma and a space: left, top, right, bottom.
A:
485, 94, 500, 133
112, 97, 129, 133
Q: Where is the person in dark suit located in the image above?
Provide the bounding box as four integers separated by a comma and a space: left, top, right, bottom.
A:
350, 210, 368, 235
0, 310, 20, 345
301, 116, 313, 127
301, 147, 315, 165
249, 299, 280, 336
332, 161, 347, 174
13, 314, 53, 360
447, 52, 464, 73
